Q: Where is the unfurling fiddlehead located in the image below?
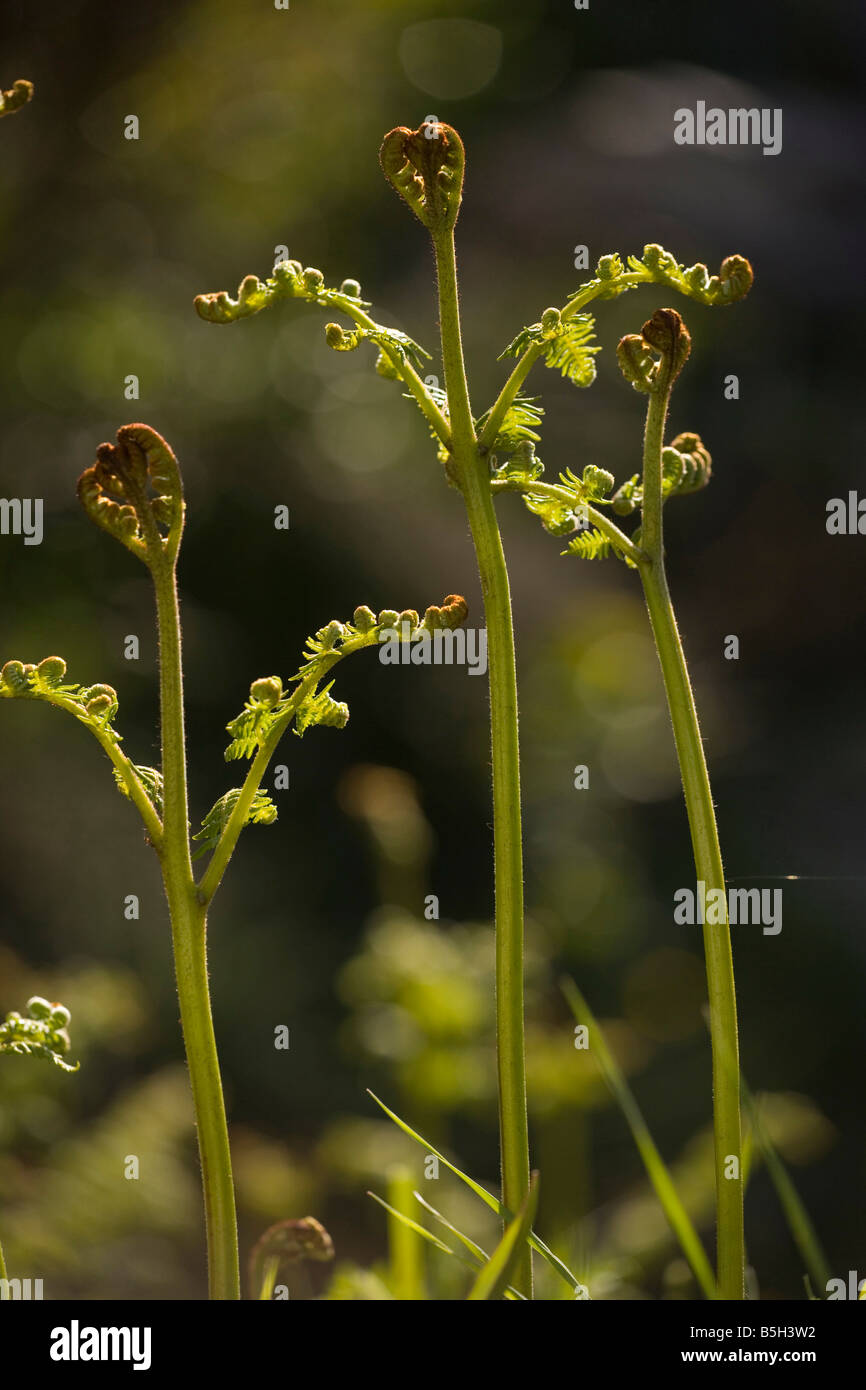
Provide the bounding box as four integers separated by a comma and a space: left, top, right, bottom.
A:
77, 424, 184, 568
194, 257, 448, 448
249, 1217, 335, 1300
194, 595, 468, 905
505, 295, 745, 1297
379, 121, 465, 233
0, 655, 163, 839
0, 996, 78, 1072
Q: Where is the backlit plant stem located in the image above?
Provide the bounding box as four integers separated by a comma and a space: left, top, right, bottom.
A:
151, 552, 240, 1301
636, 354, 744, 1301
431, 222, 532, 1299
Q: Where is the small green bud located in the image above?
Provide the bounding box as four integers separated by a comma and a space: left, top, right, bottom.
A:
273, 259, 302, 286
53, 1028, 71, 1054
302, 267, 324, 293
339, 278, 362, 298
597, 253, 624, 280
49, 1003, 71, 1028
582, 465, 615, 500
353, 606, 377, 633
685, 262, 710, 294
1, 659, 29, 691
85, 695, 113, 718
377, 609, 399, 629
317, 621, 346, 650
540, 307, 561, 337
250, 676, 283, 706
374, 349, 401, 380
716, 254, 753, 303
27, 996, 52, 1021
325, 322, 347, 349
397, 610, 420, 633
36, 656, 67, 687
611, 475, 640, 515
642, 243, 679, 275
85, 683, 117, 703
616, 334, 656, 393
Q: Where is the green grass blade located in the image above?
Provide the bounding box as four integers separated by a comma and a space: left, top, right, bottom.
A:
467, 1174, 540, 1300
367, 1192, 455, 1257
412, 1191, 488, 1264
367, 1090, 584, 1296
412, 1193, 525, 1299
741, 1080, 832, 1293
561, 978, 718, 1300
385, 1166, 426, 1300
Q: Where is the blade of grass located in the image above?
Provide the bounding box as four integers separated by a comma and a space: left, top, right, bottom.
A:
385, 1165, 426, 1300
368, 1191, 454, 1257
412, 1193, 525, 1299
467, 1174, 540, 1301
562, 978, 718, 1300
367, 1090, 584, 1296
412, 1191, 489, 1265
741, 1080, 832, 1293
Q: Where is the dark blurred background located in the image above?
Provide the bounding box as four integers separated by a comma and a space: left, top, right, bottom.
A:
0, 0, 864, 1299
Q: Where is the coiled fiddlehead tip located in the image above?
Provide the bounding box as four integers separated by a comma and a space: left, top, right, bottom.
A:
0, 994, 79, 1071
667, 432, 712, 493
617, 309, 691, 394
379, 122, 465, 233
641, 307, 691, 378
78, 423, 184, 565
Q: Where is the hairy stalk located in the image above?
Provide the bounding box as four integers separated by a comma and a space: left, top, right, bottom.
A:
430, 221, 532, 1299
151, 550, 239, 1300
634, 322, 744, 1299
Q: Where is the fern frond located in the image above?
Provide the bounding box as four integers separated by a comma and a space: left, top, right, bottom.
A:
294, 682, 349, 739
563, 528, 612, 561
625, 244, 753, 307
522, 492, 583, 538
195, 259, 373, 324
0, 996, 78, 1072
193, 788, 278, 858
611, 433, 711, 515
224, 703, 282, 762
476, 395, 544, 452
112, 763, 164, 815
542, 316, 600, 387
1, 657, 122, 736
500, 311, 599, 388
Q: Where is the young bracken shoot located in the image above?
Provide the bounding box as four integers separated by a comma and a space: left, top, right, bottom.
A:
194, 120, 752, 1299
0, 995, 77, 1291
1, 420, 467, 1299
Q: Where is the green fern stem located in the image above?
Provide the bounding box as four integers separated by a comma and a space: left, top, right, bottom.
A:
636, 371, 744, 1300
151, 554, 240, 1301
432, 224, 532, 1299
0, 1231, 7, 1282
